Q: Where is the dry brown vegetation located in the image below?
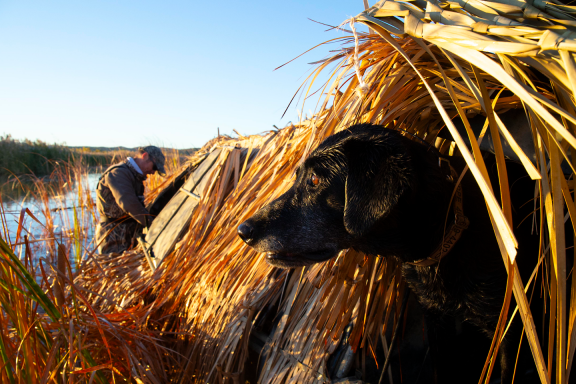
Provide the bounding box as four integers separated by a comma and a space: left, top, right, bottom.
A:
0, 151, 185, 383
4, 0, 576, 383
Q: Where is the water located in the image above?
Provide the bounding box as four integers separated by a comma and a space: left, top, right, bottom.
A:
1, 173, 101, 260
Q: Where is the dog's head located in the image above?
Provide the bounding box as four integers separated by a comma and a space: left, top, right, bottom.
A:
237, 124, 415, 268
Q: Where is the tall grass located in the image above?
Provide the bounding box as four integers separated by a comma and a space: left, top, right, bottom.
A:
5, 0, 575, 382
0, 135, 113, 177
0, 150, 183, 382
70, 5, 576, 384
0, 224, 168, 383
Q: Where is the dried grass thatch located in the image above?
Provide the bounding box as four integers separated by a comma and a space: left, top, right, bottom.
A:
73, 0, 576, 383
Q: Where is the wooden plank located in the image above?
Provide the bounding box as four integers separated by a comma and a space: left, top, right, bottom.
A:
179, 188, 201, 200
145, 149, 222, 264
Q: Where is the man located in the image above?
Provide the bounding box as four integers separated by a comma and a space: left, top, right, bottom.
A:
95, 146, 166, 254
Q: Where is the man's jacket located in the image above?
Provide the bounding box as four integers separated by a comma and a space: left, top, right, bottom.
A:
96, 160, 149, 226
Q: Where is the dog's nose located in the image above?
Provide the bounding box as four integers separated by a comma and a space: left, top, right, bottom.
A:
237, 221, 255, 245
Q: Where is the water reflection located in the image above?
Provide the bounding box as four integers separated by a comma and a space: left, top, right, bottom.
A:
1, 173, 101, 263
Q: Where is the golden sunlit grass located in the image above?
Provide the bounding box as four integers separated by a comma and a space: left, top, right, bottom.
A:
0, 153, 183, 383
5, 0, 576, 382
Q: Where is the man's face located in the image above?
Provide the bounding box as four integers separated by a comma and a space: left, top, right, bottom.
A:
139, 152, 157, 176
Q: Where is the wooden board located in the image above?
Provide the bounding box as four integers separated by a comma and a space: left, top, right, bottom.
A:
144, 149, 222, 267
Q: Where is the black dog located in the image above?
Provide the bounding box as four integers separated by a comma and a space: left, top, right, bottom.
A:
238, 123, 537, 383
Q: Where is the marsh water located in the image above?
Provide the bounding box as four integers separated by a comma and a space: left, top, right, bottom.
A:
1, 173, 101, 250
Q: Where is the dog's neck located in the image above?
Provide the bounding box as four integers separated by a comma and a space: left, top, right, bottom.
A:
407, 164, 470, 267
352, 140, 457, 262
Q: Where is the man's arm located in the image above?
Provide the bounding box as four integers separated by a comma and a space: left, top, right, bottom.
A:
105, 167, 149, 226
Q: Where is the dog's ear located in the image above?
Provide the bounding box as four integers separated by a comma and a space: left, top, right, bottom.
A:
343, 133, 411, 236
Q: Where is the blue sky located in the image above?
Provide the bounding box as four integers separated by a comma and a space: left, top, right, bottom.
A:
0, 1, 368, 149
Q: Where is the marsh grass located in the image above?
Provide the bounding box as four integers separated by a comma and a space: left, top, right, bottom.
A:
0, 225, 170, 383
5, 0, 576, 382
73, 5, 576, 383
0, 148, 184, 383
0, 135, 116, 178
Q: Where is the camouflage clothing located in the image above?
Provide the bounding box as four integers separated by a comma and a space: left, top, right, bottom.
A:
95, 159, 149, 254
95, 219, 142, 254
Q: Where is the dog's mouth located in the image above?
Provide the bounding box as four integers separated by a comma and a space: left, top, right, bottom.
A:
266, 248, 338, 269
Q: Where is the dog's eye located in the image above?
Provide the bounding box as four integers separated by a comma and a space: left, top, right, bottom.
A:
307, 174, 320, 187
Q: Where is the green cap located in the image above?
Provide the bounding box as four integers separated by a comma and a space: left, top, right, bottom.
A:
141, 146, 166, 175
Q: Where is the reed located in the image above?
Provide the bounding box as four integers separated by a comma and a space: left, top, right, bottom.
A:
96, 1, 574, 382
0, 135, 114, 177
0, 228, 169, 384
0, 150, 184, 383
5, 0, 576, 382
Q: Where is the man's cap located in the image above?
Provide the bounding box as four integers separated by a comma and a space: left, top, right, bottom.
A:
140, 145, 166, 175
